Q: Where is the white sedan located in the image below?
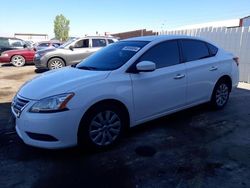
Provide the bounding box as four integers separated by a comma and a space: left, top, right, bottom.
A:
11, 35, 239, 149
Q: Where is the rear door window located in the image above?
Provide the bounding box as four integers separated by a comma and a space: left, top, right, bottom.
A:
92, 39, 107, 47
108, 39, 115, 44
181, 40, 210, 62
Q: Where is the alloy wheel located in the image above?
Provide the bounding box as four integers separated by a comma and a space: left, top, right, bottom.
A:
89, 110, 121, 146
215, 83, 229, 107
49, 60, 64, 69
11, 55, 25, 67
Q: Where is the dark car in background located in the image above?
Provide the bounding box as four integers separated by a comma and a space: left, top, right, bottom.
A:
34, 36, 118, 69
0, 37, 26, 54
34, 41, 62, 51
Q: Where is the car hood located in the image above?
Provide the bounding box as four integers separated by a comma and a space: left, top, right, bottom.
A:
36, 48, 56, 54
18, 67, 111, 100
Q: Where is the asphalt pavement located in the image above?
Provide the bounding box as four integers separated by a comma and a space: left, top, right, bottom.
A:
0, 65, 250, 188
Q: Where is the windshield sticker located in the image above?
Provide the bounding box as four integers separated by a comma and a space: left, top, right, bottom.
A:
122, 46, 141, 52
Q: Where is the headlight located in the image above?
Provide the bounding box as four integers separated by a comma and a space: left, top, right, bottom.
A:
29, 93, 74, 113
35, 52, 46, 58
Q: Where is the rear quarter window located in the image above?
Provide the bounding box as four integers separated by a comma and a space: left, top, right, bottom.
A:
206, 43, 218, 56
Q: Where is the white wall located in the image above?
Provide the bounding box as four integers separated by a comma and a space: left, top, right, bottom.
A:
159, 27, 250, 83
173, 19, 240, 30
14, 35, 48, 43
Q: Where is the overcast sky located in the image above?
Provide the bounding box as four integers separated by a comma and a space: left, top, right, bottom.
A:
0, 0, 250, 38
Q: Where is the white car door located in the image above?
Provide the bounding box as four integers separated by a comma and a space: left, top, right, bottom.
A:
181, 39, 221, 105
130, 40, 187, 122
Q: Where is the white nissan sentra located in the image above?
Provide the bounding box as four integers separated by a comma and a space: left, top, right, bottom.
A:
11, 35, 239, 149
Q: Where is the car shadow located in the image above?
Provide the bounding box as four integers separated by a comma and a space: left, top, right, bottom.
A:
34, 68, 48, 73
0, 63, 34, 67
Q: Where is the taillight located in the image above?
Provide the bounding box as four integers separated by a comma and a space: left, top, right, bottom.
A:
233, 57, 239, 66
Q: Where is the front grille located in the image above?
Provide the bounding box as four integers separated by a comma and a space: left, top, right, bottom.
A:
12, 96, 30, 117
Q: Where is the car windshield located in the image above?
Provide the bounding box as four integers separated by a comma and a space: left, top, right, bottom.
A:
59, 38, 78, 48
76, 41, 149, 71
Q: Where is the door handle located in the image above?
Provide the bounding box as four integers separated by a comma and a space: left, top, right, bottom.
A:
174, 74, 185, 79
209, 66, 218, 71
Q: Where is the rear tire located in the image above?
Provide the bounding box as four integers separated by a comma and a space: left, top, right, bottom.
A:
78, 104, 126, 150
48, 58, 65, 70
210, 79, 230, 109
11, 55, 25, 67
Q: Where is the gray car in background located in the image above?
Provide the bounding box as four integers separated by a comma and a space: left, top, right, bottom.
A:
34, 36, 118, 70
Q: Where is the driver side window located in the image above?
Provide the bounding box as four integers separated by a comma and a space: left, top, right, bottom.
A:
74, 39, 89, 48
138, 40, 180, 69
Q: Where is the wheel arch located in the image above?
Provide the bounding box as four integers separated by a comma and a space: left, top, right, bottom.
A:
216, 75, 232, 92
11, 54, 26, 61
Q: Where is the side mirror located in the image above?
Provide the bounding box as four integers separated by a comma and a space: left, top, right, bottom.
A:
23, 44, 27, 48
69, 45, 74, 51
136, 61, 156, 72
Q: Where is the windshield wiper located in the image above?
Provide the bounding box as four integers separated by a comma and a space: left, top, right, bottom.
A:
71, 64, 77, 68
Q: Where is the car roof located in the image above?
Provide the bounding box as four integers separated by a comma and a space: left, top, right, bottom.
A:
38, 41, 61, 44
123, 35, 209, 43
0, 37, 23, 40
78, 36, 117, 40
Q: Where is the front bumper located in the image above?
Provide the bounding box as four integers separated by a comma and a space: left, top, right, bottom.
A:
12, 96, 83, 149
34, 55, 48, 69
0, 56, 11, 63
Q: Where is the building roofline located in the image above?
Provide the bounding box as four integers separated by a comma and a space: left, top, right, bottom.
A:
14, 33, 48, 36
241, 15, 250, 19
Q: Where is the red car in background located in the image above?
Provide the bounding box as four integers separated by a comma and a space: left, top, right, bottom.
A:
0, 48, 35, 67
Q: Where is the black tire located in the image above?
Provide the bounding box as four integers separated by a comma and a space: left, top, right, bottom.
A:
47, 58, 65, 70
210, 79, 230, 109
78, 103, 126, 150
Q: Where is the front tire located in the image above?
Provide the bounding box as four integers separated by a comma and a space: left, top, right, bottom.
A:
210, 80, 230, 109
11, 55, 25, 67
48, 58, 65, 70
78, 104, 125, 150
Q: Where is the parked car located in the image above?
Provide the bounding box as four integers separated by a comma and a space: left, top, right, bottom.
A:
12, 35, 239, 149
34, 36, 118, 70
0, 48, 35, 67
25, 41, 35, 48
0, 37, 26, 54
34, 41, 62, 51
